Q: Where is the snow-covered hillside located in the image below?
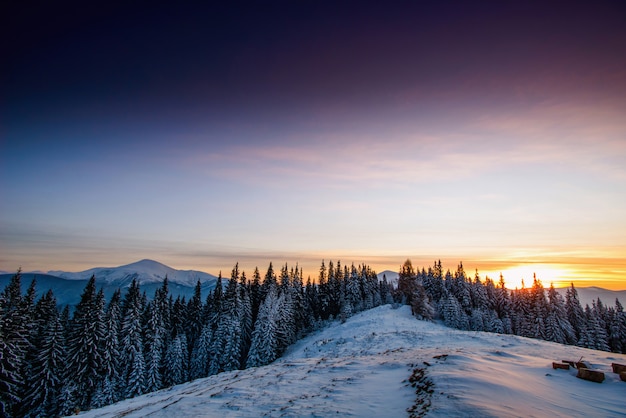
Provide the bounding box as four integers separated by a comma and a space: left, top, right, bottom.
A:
49, 259, 216, 287
77, 305, 626, 418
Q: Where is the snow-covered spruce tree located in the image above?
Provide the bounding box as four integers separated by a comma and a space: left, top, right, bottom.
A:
423, 261, 445, 304
578, 304, 610, 351
610, 299, 626, 353
164, 333, 188, 386
205, 272, 223, 329
239, 272, 254, 361
276, 287, 296, 352
450, 263, 472, 313
312, 261, 325, 320
92, 289, 121, 407
397, 260, 434, 320
529, 277, 548, 340
565, 283, 586, 341
0, 270, 31, 417
591, 300, 611, 351
143, 279, 169, 393
246, 284, 281, 368
260, 262, 277, 308
119, 279, 146, 398
511, 284, 534, 338
605, 304, 622, 353
470, 270, 489, 311
185, 280, 204, 362
209, 264, 245, 374
64, 276, 106, 411
346, 264, 362, 314
442, 293, 467, 330
545, 284, 576, 345
469, 308, 485, 331
484, 309, 505, 334
326, 261, 341, 319
21, 290, 65, 417
169, 296, 186, 341
190, 323, 213, 379
493, 274, 512, 331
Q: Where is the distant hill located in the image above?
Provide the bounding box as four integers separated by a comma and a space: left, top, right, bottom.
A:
0, 259, 218, 307
556, 286, 626, 308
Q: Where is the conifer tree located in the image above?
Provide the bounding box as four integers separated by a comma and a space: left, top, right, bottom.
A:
97, 289, 121, 404
612, 299, 626, 353
530, 276, 548, 340
190, 324, 213, 379
247, 284, 281, 368
565, 283, 585, 341
0, 270, 30, 416
545, 284, 575, 345
239, 272, 254, 358
143, 281, 168, 393
119, 279, 146, 398
21, 290, 65, 417
185, 281, 204, 357
446, 293, 470, 330
64, 276, 106, 411
250, 267, 262, 323
209, 265, 244, 374
164, 334, 188, 386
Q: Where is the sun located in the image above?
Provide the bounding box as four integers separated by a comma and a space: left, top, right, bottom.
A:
493, 265, 569, 289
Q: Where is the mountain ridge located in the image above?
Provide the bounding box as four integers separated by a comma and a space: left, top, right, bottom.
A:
0, 259, 219, 307
48, 258, 217, 287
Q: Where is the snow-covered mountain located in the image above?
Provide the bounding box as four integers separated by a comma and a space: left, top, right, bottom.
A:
76, 304, 626, 418
49, 259, 217, 287
377, 269, 399, 285
0, 260, 219, 307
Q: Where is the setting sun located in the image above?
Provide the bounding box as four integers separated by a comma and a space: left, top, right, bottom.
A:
482, 265, 571, 290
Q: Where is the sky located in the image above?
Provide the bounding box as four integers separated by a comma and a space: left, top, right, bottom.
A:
2, 1, 626, 289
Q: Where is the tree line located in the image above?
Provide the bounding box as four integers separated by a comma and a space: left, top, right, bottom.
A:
0, 261, 385, 417
395, 259, 626, 354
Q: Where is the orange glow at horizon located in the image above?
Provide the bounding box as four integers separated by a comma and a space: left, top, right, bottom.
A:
480, 265, 571, 290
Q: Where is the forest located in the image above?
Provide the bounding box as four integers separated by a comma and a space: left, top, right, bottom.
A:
1, 259, 624, 417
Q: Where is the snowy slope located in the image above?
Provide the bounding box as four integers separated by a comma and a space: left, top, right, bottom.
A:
49, 259, 217, 287
76, 305, 626, 418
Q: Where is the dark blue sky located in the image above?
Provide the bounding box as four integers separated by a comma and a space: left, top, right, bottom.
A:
2, 1, 626, 288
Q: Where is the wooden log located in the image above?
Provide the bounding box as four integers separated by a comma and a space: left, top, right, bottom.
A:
552, 362, 570, 370
576, 361, 589, 369
611, 363, 626, 374
620, 371, 626, 382
576, 368, 605, 383
562, 360, 576, 368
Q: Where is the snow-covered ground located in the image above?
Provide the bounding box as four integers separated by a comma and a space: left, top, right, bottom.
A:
77, 305, 626, 417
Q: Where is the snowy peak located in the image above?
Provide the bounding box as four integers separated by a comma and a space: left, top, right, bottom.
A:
377, 270, 399, 285
49, 259, 217, 287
